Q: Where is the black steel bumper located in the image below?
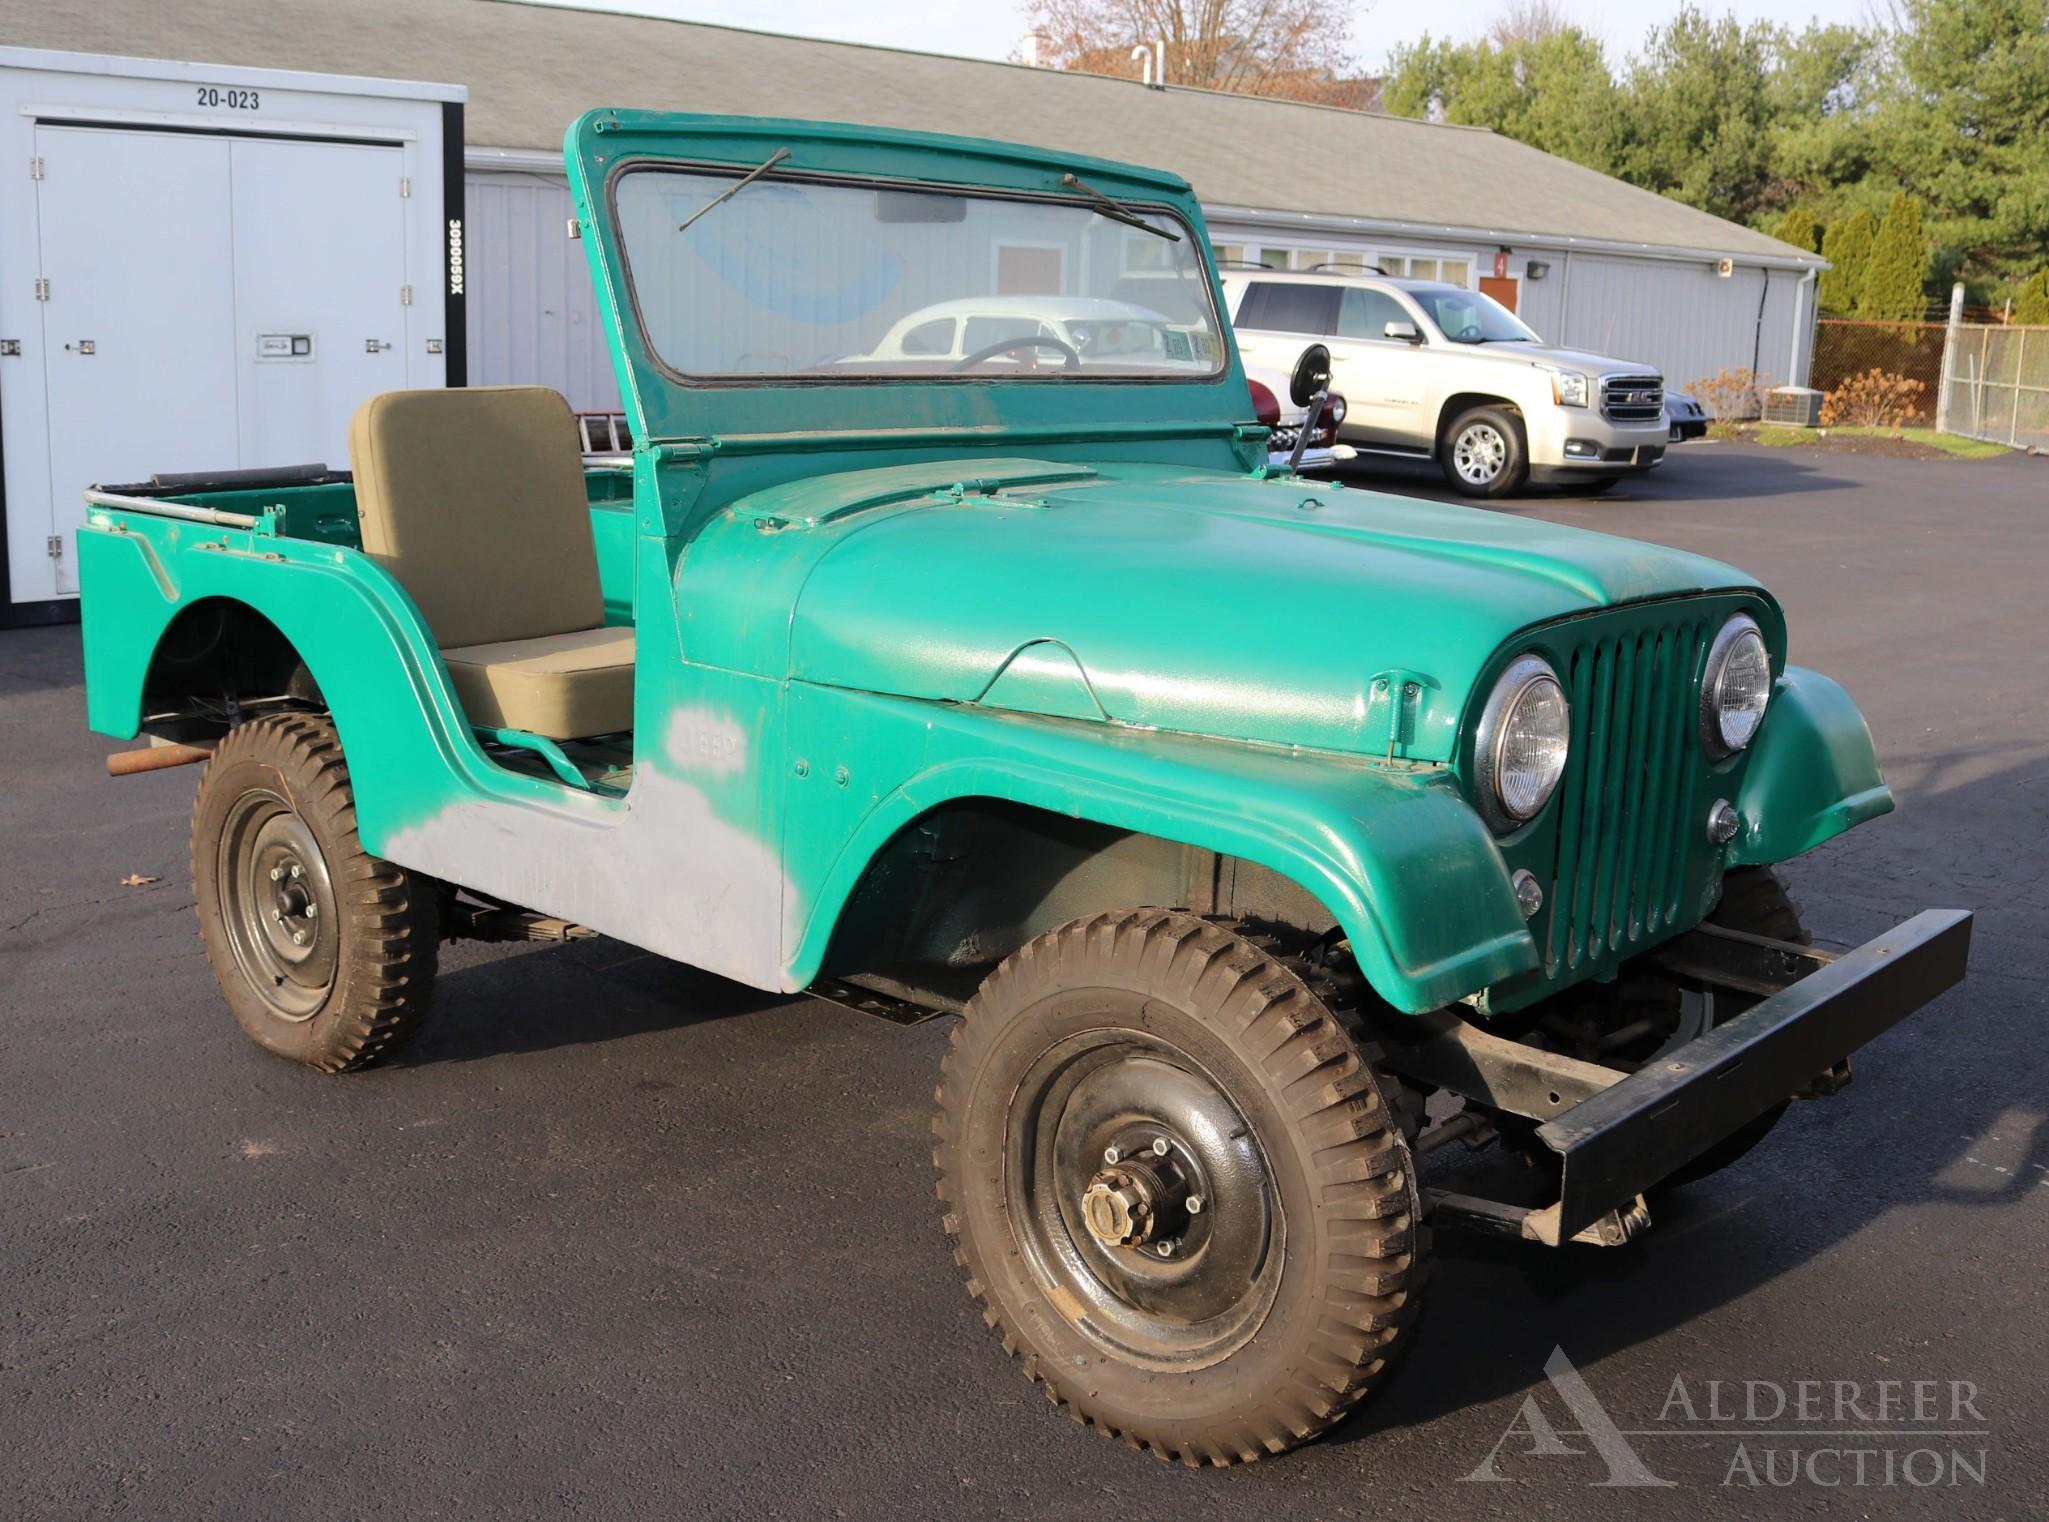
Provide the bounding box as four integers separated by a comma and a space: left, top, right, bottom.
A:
1535, 909, 1973, 1241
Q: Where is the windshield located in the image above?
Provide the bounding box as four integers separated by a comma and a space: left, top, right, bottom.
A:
1409, 284, 1541, 345
611, 165, 1224, 380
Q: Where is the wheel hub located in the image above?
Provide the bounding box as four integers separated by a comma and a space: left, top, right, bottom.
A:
218, 792, 340, 1020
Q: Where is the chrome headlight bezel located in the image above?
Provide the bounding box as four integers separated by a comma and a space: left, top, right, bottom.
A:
1473, 653, 1571, 833
1700, 614, 1772, 758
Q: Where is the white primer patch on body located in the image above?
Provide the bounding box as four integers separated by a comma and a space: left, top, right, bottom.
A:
379, 707, 791, 990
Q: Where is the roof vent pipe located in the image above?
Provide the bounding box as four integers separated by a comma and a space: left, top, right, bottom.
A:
1130, 40, 1166, 87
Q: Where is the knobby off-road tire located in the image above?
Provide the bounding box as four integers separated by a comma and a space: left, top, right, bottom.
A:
1660, 867, 1810, 1186
191, 713, 439, 1073
934, 910, 1424, 1465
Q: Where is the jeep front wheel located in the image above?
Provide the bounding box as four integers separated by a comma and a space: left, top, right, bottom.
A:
934, 910, 1422, 1465
1440, 404, 1527, 497
192, 713, 439, 1072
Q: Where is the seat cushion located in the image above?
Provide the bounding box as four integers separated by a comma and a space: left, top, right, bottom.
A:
441, 626, 636, 740
349, 387, 602, 650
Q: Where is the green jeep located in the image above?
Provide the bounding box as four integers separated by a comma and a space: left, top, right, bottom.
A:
78, 111, 1970, 1465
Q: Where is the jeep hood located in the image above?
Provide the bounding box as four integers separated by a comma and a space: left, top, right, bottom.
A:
776, 462, 1756, 761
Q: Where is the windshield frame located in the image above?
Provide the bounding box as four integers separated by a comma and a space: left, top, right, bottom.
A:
604, 157, 1228, 390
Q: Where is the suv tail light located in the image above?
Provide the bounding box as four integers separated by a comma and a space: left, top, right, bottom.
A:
1247, 379, 1281, 427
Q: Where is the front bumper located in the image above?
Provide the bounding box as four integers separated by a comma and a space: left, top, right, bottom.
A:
1526, 408, 1670, 476
1535, 908, 1972, 1240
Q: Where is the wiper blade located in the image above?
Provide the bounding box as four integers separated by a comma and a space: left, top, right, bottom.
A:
1062, 172, 1179, 242
678, 147, 791, 234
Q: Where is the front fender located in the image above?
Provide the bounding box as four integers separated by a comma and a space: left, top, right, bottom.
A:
783, 686, 1538, 1013
1728, 664, 1894, 867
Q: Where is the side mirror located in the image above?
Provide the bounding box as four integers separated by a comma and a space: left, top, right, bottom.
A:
1288, 343, 1332, 409
1384, 320, 1422, 344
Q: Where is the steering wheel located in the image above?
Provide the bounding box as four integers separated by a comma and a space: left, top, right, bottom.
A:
1449, 323, 1483, 342
953, 334, 1082, 372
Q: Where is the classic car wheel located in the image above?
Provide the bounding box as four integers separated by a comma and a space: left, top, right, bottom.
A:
1440, 405, 1527, 498
192, 713, 439, 1073
935, 909, 1423, 1465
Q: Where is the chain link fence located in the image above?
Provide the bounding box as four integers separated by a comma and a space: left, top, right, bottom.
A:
1811, 319, 1948, 424
1940, 322, 2049, 452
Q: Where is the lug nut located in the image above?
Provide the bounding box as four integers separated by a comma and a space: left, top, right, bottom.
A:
1103, 1145, 1121, 1164
269, 866, 284, 882
291, 930, 308, 946
1151, 1137, 1170, 1157
1186, 1195, 1204, 1215
1157, 1240, 1176, 1257
290, 863, 304, 880
305, 903, 318, 919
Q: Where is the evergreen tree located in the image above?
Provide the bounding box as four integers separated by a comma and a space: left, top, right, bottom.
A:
1817, 208, 1876, 314
1858, 193, 1927, 321
1772, 205, 1821, 253
2015, 271, 2049, 326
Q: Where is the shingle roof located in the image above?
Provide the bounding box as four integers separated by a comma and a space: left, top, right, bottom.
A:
4, 0, 1817, 262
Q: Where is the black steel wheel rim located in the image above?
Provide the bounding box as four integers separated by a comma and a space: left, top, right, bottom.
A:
1004, 1024, 1284, 1371
217, 789, 339, 1021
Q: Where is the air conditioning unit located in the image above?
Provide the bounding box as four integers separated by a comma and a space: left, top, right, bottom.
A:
1764, 386, 1824, 426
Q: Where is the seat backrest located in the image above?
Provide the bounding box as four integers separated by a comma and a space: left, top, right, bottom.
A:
348, 386, 601, 649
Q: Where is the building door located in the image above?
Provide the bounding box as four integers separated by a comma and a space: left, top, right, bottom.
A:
229, 138, 410, 470
1480, 274, 1519, 314
33, 126, 241, 593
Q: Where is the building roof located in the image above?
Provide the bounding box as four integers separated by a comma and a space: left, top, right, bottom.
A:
4, 0, 1819, 265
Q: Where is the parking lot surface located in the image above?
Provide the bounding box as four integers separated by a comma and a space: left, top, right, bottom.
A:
4, 441, 2044, 1518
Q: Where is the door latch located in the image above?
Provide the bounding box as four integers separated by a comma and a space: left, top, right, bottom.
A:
64, 339, 95, 354
0, 339, 19, 356
365, 339, 391, 353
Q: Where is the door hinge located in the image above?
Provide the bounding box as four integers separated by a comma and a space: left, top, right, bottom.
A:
33, 277, 49, 302
47, 535, 64, 560
400, 284, 413, 306
29, 156, 44, 181
399, 175, 411, 198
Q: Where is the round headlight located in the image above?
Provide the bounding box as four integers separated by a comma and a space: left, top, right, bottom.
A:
1476, 655, 1570, 827
1701, 615, 1771, 756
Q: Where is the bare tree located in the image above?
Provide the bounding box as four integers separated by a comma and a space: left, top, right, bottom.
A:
1489, 0, 1574, 45
1021, 0, 1368, 107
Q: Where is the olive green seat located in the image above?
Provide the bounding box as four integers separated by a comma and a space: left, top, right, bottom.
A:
348, 386, 634, 741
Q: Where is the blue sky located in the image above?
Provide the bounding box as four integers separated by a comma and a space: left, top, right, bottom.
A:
533, 0, 1886, 70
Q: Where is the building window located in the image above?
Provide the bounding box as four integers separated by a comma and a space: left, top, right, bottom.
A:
1377, 250, 1475, 287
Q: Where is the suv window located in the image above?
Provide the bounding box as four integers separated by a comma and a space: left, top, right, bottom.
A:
1336, 287, 1414, 342
1236, 282, 1340, 336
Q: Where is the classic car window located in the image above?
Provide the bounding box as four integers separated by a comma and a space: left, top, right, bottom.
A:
1234, 281, 1340, 336
612, 166, 1223, 379
963, 316, 1052, 353
900, 318, 957, 356
1336, 287, 1414, 341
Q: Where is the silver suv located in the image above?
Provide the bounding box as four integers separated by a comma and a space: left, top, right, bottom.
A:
1222, 270, 1669, 497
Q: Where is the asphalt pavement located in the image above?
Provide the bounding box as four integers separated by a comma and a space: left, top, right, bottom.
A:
3, 440, 2044, 1518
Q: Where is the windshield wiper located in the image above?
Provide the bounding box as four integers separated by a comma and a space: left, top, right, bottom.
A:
1062, 172, 1180, 243
678, 147, 791, 234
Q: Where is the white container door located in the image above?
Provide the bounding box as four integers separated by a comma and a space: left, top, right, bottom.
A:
228, 138, 410, 470
34, 126, 241, 593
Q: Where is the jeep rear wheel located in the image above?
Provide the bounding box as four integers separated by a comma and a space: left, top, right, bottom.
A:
935, 910, 1423, 1465
1440, 405, 1527, 498
192, 714, 439, 1073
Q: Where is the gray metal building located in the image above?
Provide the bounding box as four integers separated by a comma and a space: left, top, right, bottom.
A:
12, 0, 1824, 412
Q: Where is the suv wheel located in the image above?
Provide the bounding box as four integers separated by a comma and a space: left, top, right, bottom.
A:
1440, 405, 1527, 498
192, 713, 440, 1072
935, 910, 1423, 1464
